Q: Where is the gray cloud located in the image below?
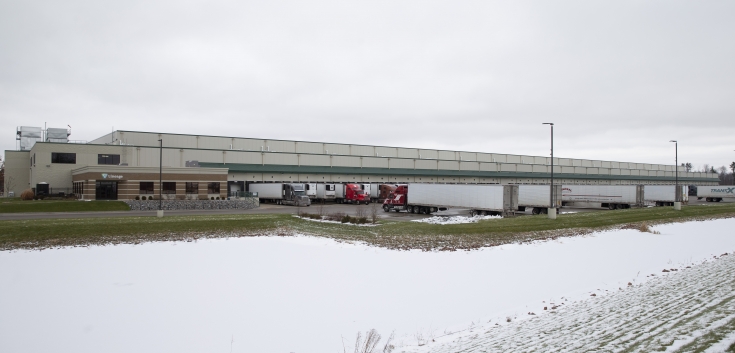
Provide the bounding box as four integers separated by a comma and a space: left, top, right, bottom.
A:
2, 0, 734, 170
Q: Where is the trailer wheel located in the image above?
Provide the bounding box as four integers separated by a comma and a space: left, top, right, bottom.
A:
608, 203, 617, 210
532, 207, 540, 215
383, 205, 390, 212
470, 209, 477, 217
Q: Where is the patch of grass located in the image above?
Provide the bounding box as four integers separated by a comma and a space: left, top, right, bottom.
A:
0, 200, 130, 213
0, 203, 733, 251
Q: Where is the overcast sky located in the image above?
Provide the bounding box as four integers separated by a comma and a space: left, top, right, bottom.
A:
1, 1, 733, 170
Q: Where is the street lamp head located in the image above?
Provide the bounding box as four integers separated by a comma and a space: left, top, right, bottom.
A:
669, 140, 677, 143
543, 123, 554, 125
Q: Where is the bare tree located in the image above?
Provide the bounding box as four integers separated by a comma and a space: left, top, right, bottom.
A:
370, 202, 379, 224
347, 329, 394, 353
4, 176, 15, 197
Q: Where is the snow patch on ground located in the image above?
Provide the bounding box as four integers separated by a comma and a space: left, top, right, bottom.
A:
293, 214, 379, 226
411, 215, 501, 224
1, 218, 735, 353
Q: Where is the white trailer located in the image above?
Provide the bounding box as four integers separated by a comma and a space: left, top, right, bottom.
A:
305, 183, 317, 199
248, 183, 311, 206
518, 185, 562, 214
561, 185, 643, 209
644, 185, 688, 206
315, 183, 336, 201
407, 184, 518, 216
359, 184, 372, 201
697, 186, 735, 202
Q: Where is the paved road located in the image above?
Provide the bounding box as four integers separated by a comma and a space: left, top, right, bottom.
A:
1, 197, 728, 221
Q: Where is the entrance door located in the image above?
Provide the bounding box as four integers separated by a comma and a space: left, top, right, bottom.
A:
95, 181, 118, 200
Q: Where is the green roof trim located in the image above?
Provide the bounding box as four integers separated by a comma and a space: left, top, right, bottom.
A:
199, 162, 714, 182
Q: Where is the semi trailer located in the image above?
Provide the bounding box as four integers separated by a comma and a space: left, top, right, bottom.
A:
248, 183, 311, 206
518, 185, 562, 214
305, 183, 317, 199
643, 185, 688, 206
315, 183, 336, 201
363, 183, 397, 202
697, 186, 735, 202
561, 185, 644, 209
382, 183, 519, 216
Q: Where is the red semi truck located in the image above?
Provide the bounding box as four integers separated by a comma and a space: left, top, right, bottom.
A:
382, 184, 440, 214
336, 183, 371, 205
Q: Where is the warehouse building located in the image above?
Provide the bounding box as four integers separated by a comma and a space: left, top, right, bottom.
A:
3, 129, 719, 200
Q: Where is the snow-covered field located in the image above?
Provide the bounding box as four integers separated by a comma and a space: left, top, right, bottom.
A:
1, 219, 734, 353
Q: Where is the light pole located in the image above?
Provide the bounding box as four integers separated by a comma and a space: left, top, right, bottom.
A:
158, 139, 163, 217
543, 123, 556, 219
670, 140, 681, 210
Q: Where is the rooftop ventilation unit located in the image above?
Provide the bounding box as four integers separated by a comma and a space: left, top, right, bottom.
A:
16, 126, 42, 151
46, 128, 70, 143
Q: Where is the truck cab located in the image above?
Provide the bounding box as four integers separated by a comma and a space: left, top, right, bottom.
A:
382, 184, 408, 212
340, 183, 370, 205
283, 183, 311, 207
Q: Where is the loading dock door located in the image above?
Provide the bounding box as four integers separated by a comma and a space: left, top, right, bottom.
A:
95, 181, 118, 200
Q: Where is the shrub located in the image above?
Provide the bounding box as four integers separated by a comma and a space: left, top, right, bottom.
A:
135, 196, 140, 200
211, 197, 215, 200
216, 197, 220, 200
341, 215, 352, 223
20, 189, 34, 200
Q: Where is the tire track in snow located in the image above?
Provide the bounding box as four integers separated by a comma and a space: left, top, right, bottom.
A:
399, 254, 735, 353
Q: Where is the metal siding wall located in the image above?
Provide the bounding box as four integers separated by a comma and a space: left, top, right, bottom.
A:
266, 140, 296, 153
533, 156, 547, 164
599, 168, 609, 174
351, 145, 374, 156
162, 149, 180, 167
362, 157, 388, 168
459, 152, 476, 161
163, 135, 197, 148
562, 166, 574, 174
183, 149, 224, 163
418, 149, 438, 159
264, 153, 298, 165
438, 150, 455, 160
532, 165, 548, 173
300, 154, 330, 166
324, 143, 350, 155
500, 164, 516, 172
611, 169, 621, 175
415, 159, 437, 169
558, 158, 571, 166
517, 164, 532, 172
506, 155, 521, 163
587, 168, 599, 174
332, 155, 361, 167
574, 166, 586, 174
493, 154, 508, 163
480, 163, 498, 172
390, 158, 414, 169
232, 138, 264, 151
225, 151, 261, 164
376, 146, 397, 157
477, 153, 493, 162
195, 136, 230, 150
460, 161, 478, 171
396, 148, 418, 158
438, 160, 459, 170
581, 160, 592, 167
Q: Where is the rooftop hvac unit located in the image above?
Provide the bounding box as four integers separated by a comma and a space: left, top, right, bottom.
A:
185, 160, 200, 167
46, 128, 70, 142
17, 126, 43, 150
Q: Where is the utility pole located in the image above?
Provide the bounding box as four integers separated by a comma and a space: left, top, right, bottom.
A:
543, 123, 556, 219
670, 140, 680, 210
158, 139, 163, 217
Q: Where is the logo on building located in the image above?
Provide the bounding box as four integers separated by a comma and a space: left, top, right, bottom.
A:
101, 173, 123, 179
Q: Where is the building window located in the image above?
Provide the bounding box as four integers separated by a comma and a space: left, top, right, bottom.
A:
162, 182, 176, 194
140, 182, 154, 194
185, 182, 198, 194
98, 154, 120, 165
73, 182, 84, 195
51, 152, 76, 164
207, 182, 220, 194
